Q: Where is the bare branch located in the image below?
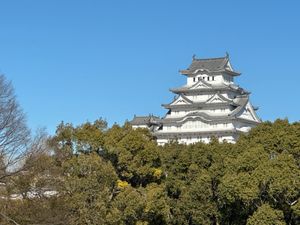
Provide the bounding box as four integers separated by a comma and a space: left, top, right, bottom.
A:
0, 212, 21, 225
0, 75, 31, 182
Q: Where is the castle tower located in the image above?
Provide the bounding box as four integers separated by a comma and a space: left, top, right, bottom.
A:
130, 54, 261, 145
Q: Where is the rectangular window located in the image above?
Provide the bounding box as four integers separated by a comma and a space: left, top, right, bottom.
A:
193, 77, 196, 82
207, 77, 210, 81
198, 77, 201, 81
212, 76, 215, 81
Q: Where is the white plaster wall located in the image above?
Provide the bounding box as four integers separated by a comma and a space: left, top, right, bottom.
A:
234, 120, 254, 132
157, 139, 169, 146
186, 92, 235, 103
188, 94, 213, 102
187, 77, 195, 85
132, 125, 148, 129
209, 108, 231, 114
162, 121, 234, 132
187, 73, 234, 86
167, 108, 230, 118
168, 110, 189, 117
156, 134, 236, 145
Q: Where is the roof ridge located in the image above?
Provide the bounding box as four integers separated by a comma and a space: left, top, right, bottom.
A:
193, 56, 227, 61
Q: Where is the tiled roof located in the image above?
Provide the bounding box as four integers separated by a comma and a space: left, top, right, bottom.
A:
130, 115, 161, 126
189, 57, 228, 72
180, 54, 240, 76
170, 82, 249, 94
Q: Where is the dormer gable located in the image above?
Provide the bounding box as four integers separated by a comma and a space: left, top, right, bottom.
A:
171, 94, 193, 106
190, 79, 212, 90
206, 92, 231, 103
238, 102, 261, 122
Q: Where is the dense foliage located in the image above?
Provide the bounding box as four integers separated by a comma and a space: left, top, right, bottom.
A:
0, 119, 299, 225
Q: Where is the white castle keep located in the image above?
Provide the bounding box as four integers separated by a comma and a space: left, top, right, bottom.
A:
130, 54, 261, 145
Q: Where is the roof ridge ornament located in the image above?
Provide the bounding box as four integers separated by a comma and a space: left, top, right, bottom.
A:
225, 52, 229, 59
192, 54, 196, 60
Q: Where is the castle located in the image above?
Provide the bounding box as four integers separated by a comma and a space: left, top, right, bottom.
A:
130, 54, 261, 145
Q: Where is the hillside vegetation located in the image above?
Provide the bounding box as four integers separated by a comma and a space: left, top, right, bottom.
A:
0, 119, 299, 225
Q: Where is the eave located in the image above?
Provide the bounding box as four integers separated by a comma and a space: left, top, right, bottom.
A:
169, 86, 241, 94
162, 102, 236, 110
179, 69, 241, 77
224, 69, 241, 76
154, 128, 239, 137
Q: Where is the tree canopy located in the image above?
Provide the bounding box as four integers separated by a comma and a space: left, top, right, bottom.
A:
0, 118, 299, 225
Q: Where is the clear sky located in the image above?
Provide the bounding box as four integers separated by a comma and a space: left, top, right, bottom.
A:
0, 0, 299, 134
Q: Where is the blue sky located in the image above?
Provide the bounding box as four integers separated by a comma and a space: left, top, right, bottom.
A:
0, 0, 299, 134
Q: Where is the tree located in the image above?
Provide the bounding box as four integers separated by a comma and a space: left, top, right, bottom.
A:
104, 125, 161, 187
180, 170, 218, 225
61, 152, 118, 225
144, 184, 170, 225
2, 117, 300, 224
110, 186, 146, 225
247, 204, 286, 225
0, 75, 31, 181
